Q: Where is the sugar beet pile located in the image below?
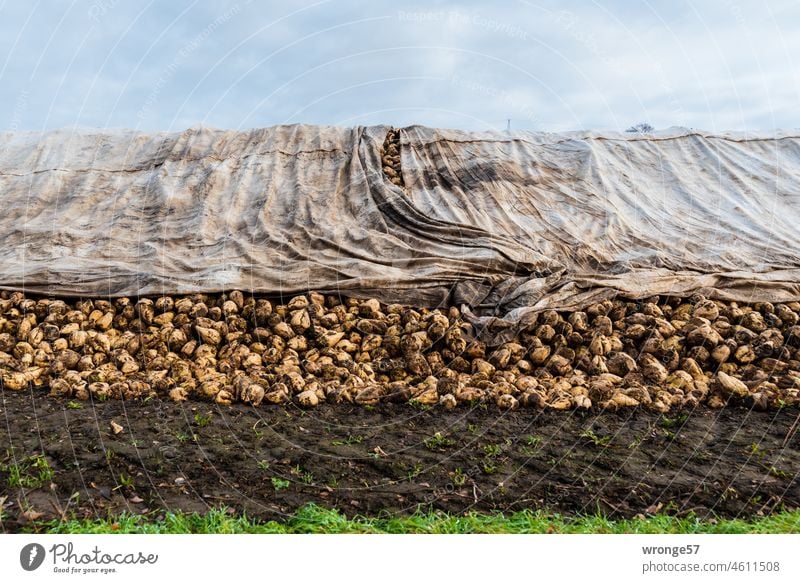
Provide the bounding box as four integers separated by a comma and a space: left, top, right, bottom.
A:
1, 289, 800, 411
1, 124, 800, 410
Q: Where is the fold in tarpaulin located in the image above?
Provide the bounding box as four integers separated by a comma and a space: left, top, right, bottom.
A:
1, 124, 799, 323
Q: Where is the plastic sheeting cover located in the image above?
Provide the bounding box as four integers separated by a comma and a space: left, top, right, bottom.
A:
1, 124, 799, 326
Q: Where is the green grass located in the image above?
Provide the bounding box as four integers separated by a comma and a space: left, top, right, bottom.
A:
23, 504, 800, 534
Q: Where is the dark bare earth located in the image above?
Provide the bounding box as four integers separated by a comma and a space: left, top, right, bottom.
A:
1, 390, 798, 532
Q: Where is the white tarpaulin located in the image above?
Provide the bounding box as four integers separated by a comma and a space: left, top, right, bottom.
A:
1, 124, 799, 322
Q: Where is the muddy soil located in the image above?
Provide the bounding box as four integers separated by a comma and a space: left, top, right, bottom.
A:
1, 390, 798, 531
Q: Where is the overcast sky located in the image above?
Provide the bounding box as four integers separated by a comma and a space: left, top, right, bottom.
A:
1, 0, 798, 132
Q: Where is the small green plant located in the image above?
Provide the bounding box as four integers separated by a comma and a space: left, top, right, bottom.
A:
330, 434, 364, 446
4, 455, 54, 489
193, 412, 212, 428
424, 432, 455, 450
271, 477, 290, 491
113, 473, 134, 492
660, 414, 688, 429
467, 424, 478, 433
407, 463, 424, 479
482, 462, 497, 475
66, 401, 83, 410
175, 431, 191, 443
768, 466, 789, 479
257, 460, 270, 471
288, 464, 317, 485
580, 429, 611, 447
747, 443, 765, 458
525, 435, 541, 447
252, 420, 265, 439
451, 468, 467, 487
695, 451, 712, 463
519, 435, 543, 456
483, 443, 502, 457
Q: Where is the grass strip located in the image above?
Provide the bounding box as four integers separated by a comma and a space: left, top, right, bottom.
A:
24, 504, 800, 534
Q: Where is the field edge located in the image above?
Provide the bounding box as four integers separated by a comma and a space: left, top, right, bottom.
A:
14, 504, 800, 535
